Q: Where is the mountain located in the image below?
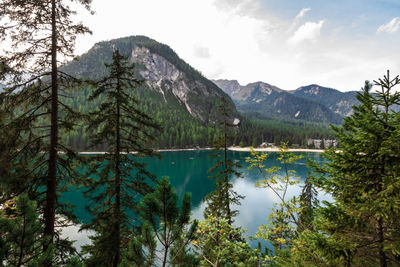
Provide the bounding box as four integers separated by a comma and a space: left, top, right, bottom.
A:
59, 36, 240, 149
213, 79, 343, 124
292, 84, 358, 117
63, 35, 237, 124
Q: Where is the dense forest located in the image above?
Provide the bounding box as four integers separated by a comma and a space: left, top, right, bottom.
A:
60, 84, 334, 151
1, 0, 400, 266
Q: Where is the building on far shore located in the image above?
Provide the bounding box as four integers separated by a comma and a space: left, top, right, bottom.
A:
332, 140, 338, 149
308, 138, 338, 149
307, 138, 314, 147
324, 139, 332, 148
313, 139, 322, 149
260, 142, 275, 148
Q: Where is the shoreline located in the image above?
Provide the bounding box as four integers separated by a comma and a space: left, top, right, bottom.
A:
78, 147, 325, 154
228, 147, 325, 153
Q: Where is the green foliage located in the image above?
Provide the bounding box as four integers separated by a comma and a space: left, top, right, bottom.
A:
0, 194, 47, 266
0, 0, 92, 262
192, 216, 258, 267
304, 72, 400, 265
126, 177, 198, 267
267, 71, 400, 266
247, 144, 309, 262
297, 174, 319, 232
237, 115, 334, 148
198, 99, 249, 266
59, 86, 335, 150
204, 98, 243, 225
121, 223, 157, 267
80, 50, 159, 266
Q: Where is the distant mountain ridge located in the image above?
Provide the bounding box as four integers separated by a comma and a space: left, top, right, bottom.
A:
292, 84, 358, 117
213, 79, 357, 124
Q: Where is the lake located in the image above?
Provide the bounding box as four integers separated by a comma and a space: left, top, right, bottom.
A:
62, 150, 327, 248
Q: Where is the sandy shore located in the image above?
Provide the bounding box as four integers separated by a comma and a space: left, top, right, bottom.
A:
78, 148, 212, 154
157, 147, 213, 152
228, 147, 325, 153
78, 147, 324, 154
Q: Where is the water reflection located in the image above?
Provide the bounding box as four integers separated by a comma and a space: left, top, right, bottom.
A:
63, 150, 327, 249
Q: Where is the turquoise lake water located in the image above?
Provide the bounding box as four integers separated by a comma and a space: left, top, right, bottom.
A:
62, 150, 326, 247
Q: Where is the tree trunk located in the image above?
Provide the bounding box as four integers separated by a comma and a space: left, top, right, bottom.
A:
377, 217, 388, 267
162, 245, 169, 267
43, 0, 58, 262
113, 70, 121, 267
17, 213, 26, 267
223, 117, 232, 226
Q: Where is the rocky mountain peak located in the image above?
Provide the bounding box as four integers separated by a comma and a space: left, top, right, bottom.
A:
293, 84, 359, 117
62, 35, 237, 123
211, 79, 241, 96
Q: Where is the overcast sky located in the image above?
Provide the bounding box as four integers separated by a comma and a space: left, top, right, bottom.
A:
74, 0, 400, 92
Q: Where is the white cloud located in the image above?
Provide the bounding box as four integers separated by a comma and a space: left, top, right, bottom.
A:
213, 0, 244, 11
70, 0, 400, 92
213, 0, 261, 18
295, 8, 311, 20
287, 20, 325, 45
377, 17, 400, 33
193, 45, 211, 58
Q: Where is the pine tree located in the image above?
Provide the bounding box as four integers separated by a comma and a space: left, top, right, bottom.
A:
126, 177, 198, 267
204, 97, 242, 226
80, 49, 160, 267
308, 71, 400, 265
297, 173, 319, 232
0, 194, 48, 266
0, 98, 13, 186
192, 216, 259, 266
0, 0, 92, 263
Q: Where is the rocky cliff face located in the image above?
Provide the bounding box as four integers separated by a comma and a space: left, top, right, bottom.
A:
212, 80, 283, 102
130, 46, 227, 121
236, 82, 284, 102
211, 79, 241, 97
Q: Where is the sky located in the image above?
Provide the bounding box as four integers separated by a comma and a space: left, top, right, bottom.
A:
73, 0, 400, 92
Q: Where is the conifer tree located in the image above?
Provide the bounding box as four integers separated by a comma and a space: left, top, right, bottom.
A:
192, 216, 259, 266
126, 177, 198, 267
309, 72, 400, 266
80, 49, 160, 267
0, 98, 13, 184
0, 194, 48, 266
297, 174, 319, 232
0, 0, 92, 263
204, 97, 242, 225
